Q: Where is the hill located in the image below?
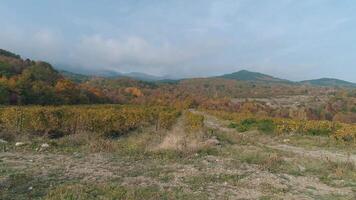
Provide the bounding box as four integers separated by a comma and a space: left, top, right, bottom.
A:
218, 70, 290, 83
59, 70, 91, 83
77, 70, 175, 81
0, 49, 109, 105
219, 70, 356, 88
300, 78, 356, 88
124, 72, 174, 81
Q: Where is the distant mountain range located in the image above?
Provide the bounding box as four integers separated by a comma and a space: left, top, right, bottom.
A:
59, 69, 174, 82
219, 70, 356, 87
1, 48, 355, 88
60, 69, 356, 88
300, 78, 356, 88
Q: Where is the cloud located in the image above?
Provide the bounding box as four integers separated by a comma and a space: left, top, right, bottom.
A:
0, 27, 64, 62
1, 0, 356, 81
70, 34, 228, 75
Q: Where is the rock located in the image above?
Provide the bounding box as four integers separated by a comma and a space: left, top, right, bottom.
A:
41, 143, 50, 148
204, 138, 220, 146
0, 139, 8, 144
298, 165, 306, 172
283, 139, 290, 143
15, 142, 26, 147
206, 155, 218, 163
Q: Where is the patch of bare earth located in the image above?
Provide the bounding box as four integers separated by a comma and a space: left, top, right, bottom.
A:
267, 144, 356, 165
152, 115, 219, 152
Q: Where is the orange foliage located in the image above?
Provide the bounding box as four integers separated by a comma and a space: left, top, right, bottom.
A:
124, 87, 143, 97
55, 79, 77, 92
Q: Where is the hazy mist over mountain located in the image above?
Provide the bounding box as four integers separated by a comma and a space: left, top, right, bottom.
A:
1, 0, 356, 81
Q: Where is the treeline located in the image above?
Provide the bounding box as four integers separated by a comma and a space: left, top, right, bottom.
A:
0, 49, 109, 105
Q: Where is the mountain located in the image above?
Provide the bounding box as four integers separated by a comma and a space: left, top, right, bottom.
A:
124, 72, 173, 81
58, 68, 175, 82
300, 78, 356, 88
0, 49, 21, 59
217, 70, 291, 83
218, 70, 356, 88
59, 70, 91, 83
0, 48, 109, 105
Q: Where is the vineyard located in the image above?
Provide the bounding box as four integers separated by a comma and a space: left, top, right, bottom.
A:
184, 111, 205, 132
0, 105, 180, 138
206, 110, 356, 141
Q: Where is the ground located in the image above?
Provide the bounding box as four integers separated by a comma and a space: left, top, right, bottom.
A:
0, 111, 355, 199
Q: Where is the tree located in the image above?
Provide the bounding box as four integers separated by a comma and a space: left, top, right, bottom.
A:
21, 62, 61, 85
0, 83, 9, 104
55, 79, 82, 104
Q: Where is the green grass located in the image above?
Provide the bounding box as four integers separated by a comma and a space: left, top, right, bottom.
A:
281, 134, 356, 153
0, 169, 69, 200
45, 184, 202, 200
229, 118, 276, 133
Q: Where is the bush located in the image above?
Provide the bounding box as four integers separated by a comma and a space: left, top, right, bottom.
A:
184, 112, 204, 132
257, 119, 276, 133
234, 118, 257, 132
157, 109, 181, 130
228, 122, 238, 129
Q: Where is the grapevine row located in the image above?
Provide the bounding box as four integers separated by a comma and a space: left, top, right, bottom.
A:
206, 110, 356, 141
0, 105, 180, 138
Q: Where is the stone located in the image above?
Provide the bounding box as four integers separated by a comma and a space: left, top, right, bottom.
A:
41, 143, 50, 148
283, 139, 290, 143
204, 138, 220, 146
15, 142, 26, 147
0, 139, 8, 144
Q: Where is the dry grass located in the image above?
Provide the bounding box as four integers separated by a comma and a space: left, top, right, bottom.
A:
2, 109, 356, 199
153, 113, 218, 154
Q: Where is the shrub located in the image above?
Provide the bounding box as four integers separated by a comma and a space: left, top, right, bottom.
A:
184, 112, 204, 132
157, 109, 181, 130
257, 119, 276, 133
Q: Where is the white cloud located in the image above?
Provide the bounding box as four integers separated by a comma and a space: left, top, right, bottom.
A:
0, 27, 64, 62
70, 34, 228, 74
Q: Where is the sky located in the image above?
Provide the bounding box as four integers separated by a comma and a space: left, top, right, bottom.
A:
0, 0, 356, 81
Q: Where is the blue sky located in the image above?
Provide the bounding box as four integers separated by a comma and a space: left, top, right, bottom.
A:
0, 0, 356, 81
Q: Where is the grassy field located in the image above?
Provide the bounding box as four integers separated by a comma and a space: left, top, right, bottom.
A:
0, 107, 355, 199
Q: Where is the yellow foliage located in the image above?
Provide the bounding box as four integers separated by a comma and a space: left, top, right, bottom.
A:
184, 112, 204, 132
205, 109, 355, 141
334, 124, 356, 141
0, 105, 180, 137
157, 109, 181, 130
55, 79, 77, 92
